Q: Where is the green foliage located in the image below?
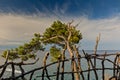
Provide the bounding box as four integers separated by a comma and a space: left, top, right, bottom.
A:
2, 33, 44, 61
41, 20, 82, 61
50, 46, 61, 62
2, 20, 82, 62
2, 50, 7, 58
20, 55, 28, 61
28, 54, 36, 59
42, 20, 82, 45
42, 21, 66, 44
2, 50, 19, 61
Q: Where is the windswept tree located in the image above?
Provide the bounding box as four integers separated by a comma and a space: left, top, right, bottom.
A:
41, 20, 82, 80
1, 33, 44, 79
1, 20, 82, 80
2, 33, 44, 62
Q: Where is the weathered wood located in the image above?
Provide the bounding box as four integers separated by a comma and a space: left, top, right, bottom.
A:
30, 71, 34, 80
0, 50, 9, 78
82, 50, 90, 80
0, 64, 8, 78
61, 47, 66, 80
73, 45, 84, 80
56, 58, 60, 80
94, 34, 100, 67
71, 56, 75, 80
66, 41, 80, 80
2, 50, 120, 80
113, 54, 118, 77
101, 53, 106, 80
19, 65, 25, 80
42, 52, 50, 80
11, 62, 15, 79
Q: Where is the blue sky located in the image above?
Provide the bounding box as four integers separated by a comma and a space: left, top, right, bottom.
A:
0, 0, 120, 18
0, 0, 120, 50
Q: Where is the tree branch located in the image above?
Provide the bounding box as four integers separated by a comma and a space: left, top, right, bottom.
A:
43, 35, 67, 44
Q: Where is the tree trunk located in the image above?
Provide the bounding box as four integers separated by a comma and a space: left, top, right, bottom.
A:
66, 42, 80, 80
73, 45, 84, 80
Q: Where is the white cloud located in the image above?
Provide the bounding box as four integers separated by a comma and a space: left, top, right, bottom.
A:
53, 0, 71, 16
77, 16, 120, 42
0, 14, 58, 46
0, 13, 120, 49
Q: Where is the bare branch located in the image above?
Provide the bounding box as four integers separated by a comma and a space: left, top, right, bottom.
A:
8, 58, 39, 66
43, 36, 59, 42
94, 33, 101, 55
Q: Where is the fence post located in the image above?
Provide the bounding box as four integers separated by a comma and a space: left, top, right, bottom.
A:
29, 71, 35, 80
117, 55, 120, 79
56, 58, 61, 80
101, 53, 106, 80
19, 65, 25, 80
42, 52, 50, 80
71, 56, 75, 80
0, 50, 9, 78
82, 50, 90, 80
89, 55, 98, 80
94, 34, 100, 68
61, 48, 66, 80
11, 62, 15, 79
113, 54, 118, 77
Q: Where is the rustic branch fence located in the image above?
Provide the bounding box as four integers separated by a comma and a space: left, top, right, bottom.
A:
1, 50, 120, 80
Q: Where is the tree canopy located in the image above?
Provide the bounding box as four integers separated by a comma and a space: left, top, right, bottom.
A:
41, 20, 82, 60
2, 33, 44, 61
1, 20, 82, 80
41, 20, 82, 79
2, 20, 82, 62
42, 20, 82, 46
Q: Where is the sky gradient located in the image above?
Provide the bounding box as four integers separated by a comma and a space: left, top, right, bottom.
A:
0, 0, 120, 50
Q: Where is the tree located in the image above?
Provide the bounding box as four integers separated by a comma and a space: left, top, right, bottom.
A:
2, 33, 44, 62
41, 20, 82, 80
1, 20, 82, 80
1, 33, 44, 79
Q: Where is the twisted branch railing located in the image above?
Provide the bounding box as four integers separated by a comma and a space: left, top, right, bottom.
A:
1, 51, 120, 80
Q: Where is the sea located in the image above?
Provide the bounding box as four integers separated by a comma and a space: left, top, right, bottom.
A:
0, 50, 120, 80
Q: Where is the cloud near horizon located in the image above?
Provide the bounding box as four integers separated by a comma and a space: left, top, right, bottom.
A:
0, 14, 120, 49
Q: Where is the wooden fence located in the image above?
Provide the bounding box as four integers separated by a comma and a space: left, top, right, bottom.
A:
0, 50, 120, 80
